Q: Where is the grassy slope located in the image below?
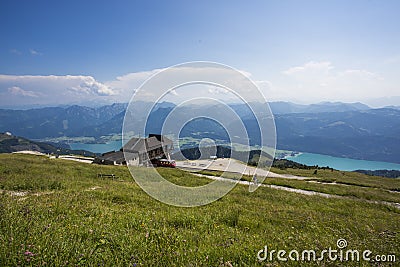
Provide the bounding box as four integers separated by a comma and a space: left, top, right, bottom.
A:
270, 167, 400, 189
198, 168, 400, 204
0, 154, 399, 266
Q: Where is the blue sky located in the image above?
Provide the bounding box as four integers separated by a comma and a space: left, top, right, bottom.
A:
1, 0, 399, 107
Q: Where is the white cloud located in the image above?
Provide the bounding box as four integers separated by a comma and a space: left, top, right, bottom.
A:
0, 66, 274, 107
105, 68, 164, 99
10, 49, 22, 55
105, 65, 263, 103
105, 63, 397, 106
270, 61, 395, 105
170, 89, 178, 96
0, 74, 114, 107
8, 86, 39, 97
340, 69, 383, 80
29, 49, 42, 56
207, 85, 229, 94
70, 76, 115, 96
1, 62, 397, 107
283, 61, 334, 76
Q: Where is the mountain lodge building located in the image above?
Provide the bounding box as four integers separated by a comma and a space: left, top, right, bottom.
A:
93, 134, 173, 166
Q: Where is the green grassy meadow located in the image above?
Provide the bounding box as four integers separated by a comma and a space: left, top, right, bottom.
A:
0, 154, 399, 266
198, 168, 400, 204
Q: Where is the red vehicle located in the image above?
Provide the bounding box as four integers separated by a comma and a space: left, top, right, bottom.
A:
151, 158, 176, 168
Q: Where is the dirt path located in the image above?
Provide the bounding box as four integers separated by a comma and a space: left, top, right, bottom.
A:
179, 158, 400, 210
194, 173, 400, 210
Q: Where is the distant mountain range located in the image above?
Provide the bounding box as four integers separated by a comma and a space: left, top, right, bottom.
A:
0, 103, 128, 139
269, 101, 370, 114
274, 108, 400, 163
0, 101, 399, 163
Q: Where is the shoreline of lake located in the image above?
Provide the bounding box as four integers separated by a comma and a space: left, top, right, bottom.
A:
69, 140, 123, 154
285, 152, 400, 171
70, 141, 400, 171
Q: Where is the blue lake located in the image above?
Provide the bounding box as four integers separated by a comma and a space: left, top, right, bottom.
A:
70, 141, 400, 171
70, 140, 123, 154
286, 152, 400, 171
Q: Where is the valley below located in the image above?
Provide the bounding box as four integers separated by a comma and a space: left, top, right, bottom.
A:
1, 101, 400, 164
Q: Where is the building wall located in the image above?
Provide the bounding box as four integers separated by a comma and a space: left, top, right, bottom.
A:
124, 145, 172, 166
127, 157, 139, 166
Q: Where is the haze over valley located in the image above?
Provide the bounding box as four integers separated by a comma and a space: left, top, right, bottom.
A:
1, 101, 399, 164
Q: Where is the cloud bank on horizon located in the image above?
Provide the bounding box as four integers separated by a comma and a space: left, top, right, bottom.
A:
0, 61, 398, 108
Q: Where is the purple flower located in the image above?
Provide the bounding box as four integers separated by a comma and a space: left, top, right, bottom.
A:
24, 251, 34, 257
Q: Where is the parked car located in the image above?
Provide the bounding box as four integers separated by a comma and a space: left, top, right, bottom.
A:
151, 158, 176, 168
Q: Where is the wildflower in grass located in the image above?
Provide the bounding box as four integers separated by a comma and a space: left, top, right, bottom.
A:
129, 255, 138, 267
24, 251, 34, 257
24, 250, 35, 262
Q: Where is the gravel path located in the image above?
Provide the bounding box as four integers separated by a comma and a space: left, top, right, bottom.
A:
194, 173, 400, 210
